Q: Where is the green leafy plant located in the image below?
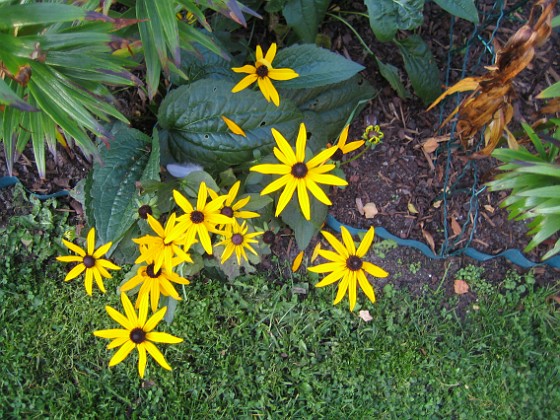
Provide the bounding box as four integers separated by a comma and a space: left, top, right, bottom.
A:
487, 121, 560, 260
0, 0, 141, 178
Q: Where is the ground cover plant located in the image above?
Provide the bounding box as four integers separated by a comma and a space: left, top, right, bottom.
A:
1, 195, 559, 417
1, 0, 560, 416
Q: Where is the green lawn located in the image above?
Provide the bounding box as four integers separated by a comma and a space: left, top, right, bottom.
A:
1, 195, 559, 418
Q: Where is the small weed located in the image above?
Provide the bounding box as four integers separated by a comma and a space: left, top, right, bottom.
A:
408, 261, 421, 274
372, 239, 397, 259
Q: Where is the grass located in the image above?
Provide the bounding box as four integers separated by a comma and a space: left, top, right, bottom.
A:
1, 194, 559, 418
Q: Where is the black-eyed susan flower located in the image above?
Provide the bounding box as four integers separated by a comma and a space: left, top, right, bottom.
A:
94, 293, 183, 378
120, 257, 191, 312
331, 125, 364, 161
133, 213, 193, 274
172, 182, 233, 255
308, 226, 388, 311
57, 227, 121, 296
250, 123, 348, 220
209, 180, 260, 224
221, 115, 246, 137
231, 43, 299, 106
215, 221, 262, 265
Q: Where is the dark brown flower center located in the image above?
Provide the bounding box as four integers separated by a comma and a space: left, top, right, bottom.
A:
190, 210, 204, 224
256, 65, 269, 78
262, 230, 275, 244
221, 206, 234, 218
146, 263, 161, 278
130, 328, 146, 344
291, 162, 308, 179
232, 233, 244, 246
331, 148, 344, 161
83, 255, 96, 268
346, 255, 363, 271
138, 205, 153, 220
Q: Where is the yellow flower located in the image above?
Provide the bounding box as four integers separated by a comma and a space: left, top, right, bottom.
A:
222, 115, 246, 137
333, 125, 364, 158
231, 43, 299, 106
215, 221, 262, 265
208, 180, 260, 223
120, 258, 191, 312
308, 226, 388, 311
133, 213, 193, 274
172, 182, 233, 255
250, 122, 348, 220
56, 227, 121, 296
94, 293, 183, 378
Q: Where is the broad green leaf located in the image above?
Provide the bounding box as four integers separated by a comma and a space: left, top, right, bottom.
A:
173, 44, 234, 85
364, 0, 424, 42
0, 78, 35, 111
432, 0, 479, 23
374, 57, 410, 99
89, 126, 159, 245
537, 81, 560, 99
282, 76, 377, 151
0, 4, 85, 28
395, 35, 441, 104
274, 44, 365, 89
282, 0, 330, 43
552, 15, 560, 28
158, 79, 302, 174
281, 192, 328, 250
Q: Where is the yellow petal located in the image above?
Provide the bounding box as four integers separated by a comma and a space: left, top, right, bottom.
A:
144, 306, 167, 332
121, 293, 138, 326
250, 163, 291, 175
275, 178, 297, 217
61, 239, 86, 257
232, 74, 258, 93
357, 271, 376, 304
106, 305, 134, 330
93, 328, 128, 339
86, 228, 96, 255
108, 340, 135, 367
222, 116, 246, 137
296, 181, 311, 220
64, 263, 85, 281
232, 64, 257, 74
340, 226, 357, 255
257, 76, 272, 103
146, 331, 184, 344
256, 45, 264, 61
144, 341, 172, 371
264, 43, 277, 63
363, 261, 389, 278
84, 269, 93, 296
356, 227, 375, 257
292, 250, 304, 272
138, 344, 147, 378
268, 68, 299, 81
295, 123, 307, 162
93, 242, 112, 259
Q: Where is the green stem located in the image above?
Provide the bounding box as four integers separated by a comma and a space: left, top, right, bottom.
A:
326, 12, 376, 58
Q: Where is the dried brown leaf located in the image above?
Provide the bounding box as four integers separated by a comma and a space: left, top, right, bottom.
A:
454, 279, 470, 295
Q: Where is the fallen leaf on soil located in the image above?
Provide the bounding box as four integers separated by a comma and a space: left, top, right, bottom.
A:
359, 310, 373, 322
454, 279, 470, 294
450, 217, 462, 237
420, 223, 436, 254
421, 135, 450, 153
545, 294, 560, 305
432, 200, 442, 209
408, 202, 419, 214
356, 197, 364, 215
363, 202, 378, 219
484, 204, 495, 213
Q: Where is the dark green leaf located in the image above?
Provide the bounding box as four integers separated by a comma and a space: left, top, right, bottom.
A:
374, 57, 410, 99
364, 0, 424, 42
274, 44, 365, 89
158, 79, 302, 174
282, 76, 377, 150
395, 35, 441, 104
282, 0, 330, 43
0, 4, 85, 29
0, 78, 35, 111
89, 126, 158, 245
432, 0, 479, 23
281, 193, 328, 250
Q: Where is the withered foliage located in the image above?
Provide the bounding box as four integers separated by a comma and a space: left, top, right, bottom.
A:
427, 0, 557, 156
